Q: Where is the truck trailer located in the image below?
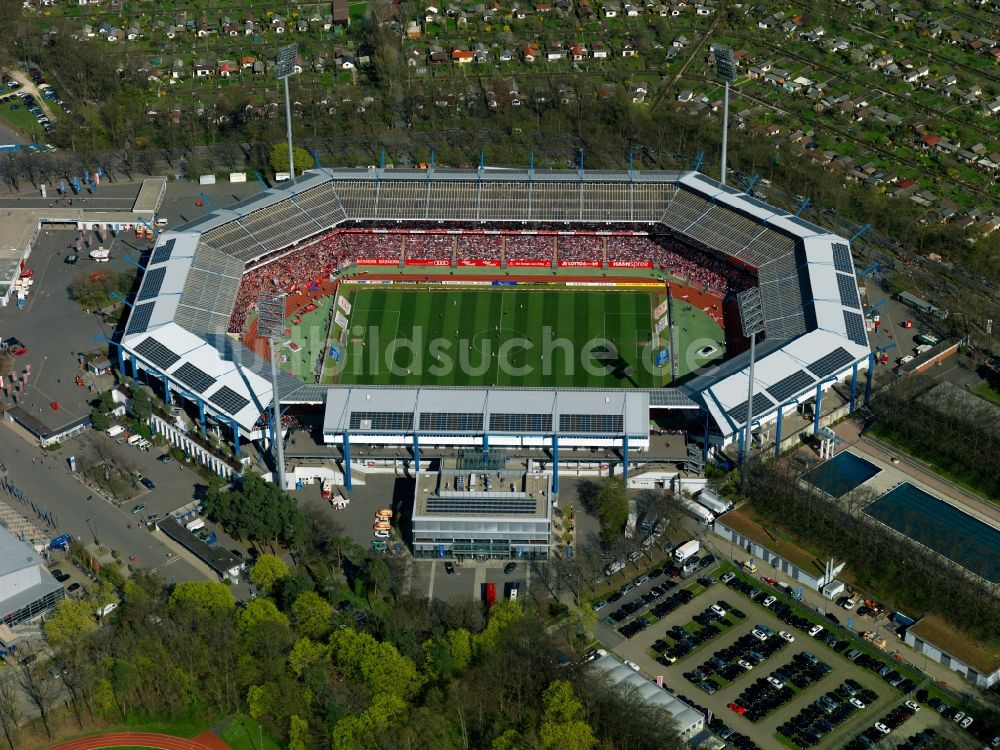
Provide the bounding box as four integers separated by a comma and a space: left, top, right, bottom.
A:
696, 487, 733, 515
673, 540, 700, 563
678, 495, 715, 526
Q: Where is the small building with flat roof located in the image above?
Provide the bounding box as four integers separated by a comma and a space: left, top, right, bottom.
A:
412, 452, 552, 559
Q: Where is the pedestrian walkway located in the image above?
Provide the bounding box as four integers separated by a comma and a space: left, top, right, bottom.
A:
46, 731, 231, 750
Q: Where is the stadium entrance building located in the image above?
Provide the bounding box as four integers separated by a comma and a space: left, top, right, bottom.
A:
412, 452, 553, 560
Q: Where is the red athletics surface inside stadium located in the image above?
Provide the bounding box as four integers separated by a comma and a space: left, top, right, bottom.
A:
45, 731, 232, 750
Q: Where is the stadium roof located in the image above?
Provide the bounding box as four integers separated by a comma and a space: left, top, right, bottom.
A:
122, 168, 867, 438
323, 386, 650, 437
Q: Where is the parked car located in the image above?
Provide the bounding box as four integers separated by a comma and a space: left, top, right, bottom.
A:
503, 562, 517, 575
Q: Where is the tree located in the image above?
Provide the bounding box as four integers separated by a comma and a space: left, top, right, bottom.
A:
43, 599, 97, 648
168, 580, 236, 616
68, 270, 135, 313
204, 474, 307, 549
0, 676, 22, 750
360, 556, 391, 601
239, 598, 290, 639
270, 143, 313, 175
591, 479, 630, 540
89, 409, 110, 431
291, 591, 332, 639
250, 554, 290, 593
18, 663, 58, 738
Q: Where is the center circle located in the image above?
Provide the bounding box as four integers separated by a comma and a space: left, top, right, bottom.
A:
469, 327, 530, 355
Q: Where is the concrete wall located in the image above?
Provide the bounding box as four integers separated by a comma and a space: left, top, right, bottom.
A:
904, 629, 1000, 689
713, 520, 824, 591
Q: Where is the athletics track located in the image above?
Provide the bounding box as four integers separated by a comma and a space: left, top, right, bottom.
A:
45, 731, 231, 750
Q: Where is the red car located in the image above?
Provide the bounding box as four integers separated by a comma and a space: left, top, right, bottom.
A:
760, 576, 777, 585
727, 703, 746, 715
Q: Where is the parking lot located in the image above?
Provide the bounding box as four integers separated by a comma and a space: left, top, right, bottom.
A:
605, 565, 928, 750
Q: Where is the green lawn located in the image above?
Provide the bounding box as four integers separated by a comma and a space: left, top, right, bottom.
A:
0, 100, 42, 137
971, 381, 1000, 407
222, 714, 284, 750
326, 285, 722, 388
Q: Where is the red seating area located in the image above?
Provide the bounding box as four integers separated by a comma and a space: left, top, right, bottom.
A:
557, 236, 604, 262
228, 232, 347, 333
343, 233, 402, 262
456, 234, 502, 261
404, 234, 454, 261
505, 235, 554, 262
607, 235, 662, 266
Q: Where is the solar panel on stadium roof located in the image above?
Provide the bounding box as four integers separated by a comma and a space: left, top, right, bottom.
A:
766, 370, 815, 403
843, 311, 868, 348
489, 413, 552, 432
559, 414, 624, 433
807, 347, 854, 378
134, 336, 180, 370
836, 273, 861, 309
425, 498, 538, 515
349, 412, 414, 431
150, 239, 176, 265
421, 412, 484, 432
173, 362, 217, 394
137, 267, 166, 301
692, 174, 723, 189
126, 302, 156, 335
831, 243, 853, 274
726, 392, 774, 425
209, 385, 251, 415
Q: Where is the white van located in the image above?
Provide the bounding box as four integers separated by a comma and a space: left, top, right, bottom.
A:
127, 434, 142, 445
135, 439, 151, 451
96, 601, 118, 618
185, 518, 206, 532
106, 425, 125, 437
155, 217, 169, 227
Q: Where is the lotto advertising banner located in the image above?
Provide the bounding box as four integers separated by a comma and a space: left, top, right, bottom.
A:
335, 311, 349, 329
653, 300, 668, 319
557, 260, 601, 268
610, 260, 654, 269
655, 316, 668, 334
404, 259, 451, 267
337, 295, 352, 314
458, 259, 502, 267
507, 260, 551, 268
356, 258, 397, 266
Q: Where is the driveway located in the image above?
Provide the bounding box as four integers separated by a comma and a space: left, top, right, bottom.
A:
8, 70, 58, 123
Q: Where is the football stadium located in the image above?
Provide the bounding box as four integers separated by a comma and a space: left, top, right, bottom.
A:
119, 168, 872, 488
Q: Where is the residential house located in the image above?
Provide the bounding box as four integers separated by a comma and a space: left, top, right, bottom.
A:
592, 41, 608, 59
241, 56, 256, 70
570, 44, 586, 61
672, 35, 689, 48
406, 48, 424, 66
126, 22, 141, 40
603, 2, 618, 16
621, 39, 637, 57
333, 0, 350, 26
194, 60, 212, 77
217, 60, 235, 77
452, 49, 474, 64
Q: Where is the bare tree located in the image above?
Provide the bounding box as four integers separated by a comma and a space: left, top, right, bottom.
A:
17, 662, 59, 739
0, 676, 22, 750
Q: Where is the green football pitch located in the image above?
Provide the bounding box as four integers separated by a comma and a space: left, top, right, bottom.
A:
319, 286, 725, 388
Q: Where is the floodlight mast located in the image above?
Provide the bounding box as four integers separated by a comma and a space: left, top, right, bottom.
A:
737, 287, 765, 488
715, 45, 737, 186
275, 44, 299, 180
258, 291, 288, 490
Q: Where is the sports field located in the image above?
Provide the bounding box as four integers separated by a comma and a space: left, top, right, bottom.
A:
322, 285, 724, 388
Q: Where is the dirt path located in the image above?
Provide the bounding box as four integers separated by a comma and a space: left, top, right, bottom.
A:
8, 70, 58, 123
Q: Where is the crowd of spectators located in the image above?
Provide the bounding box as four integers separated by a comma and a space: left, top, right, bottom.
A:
606, 236, 662, 265
342, 233, 402, 261
404, 234, 455, 261
505, 235, 554, 262
456, 234, 502, 261
556, 236, 604, 262
228, 231, 347, 333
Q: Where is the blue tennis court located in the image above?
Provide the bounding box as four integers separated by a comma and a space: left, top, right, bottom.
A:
866, 483, 1000, 582
802, 451, 881, 498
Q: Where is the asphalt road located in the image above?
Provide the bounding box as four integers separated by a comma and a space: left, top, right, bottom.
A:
0, 425, 207, 587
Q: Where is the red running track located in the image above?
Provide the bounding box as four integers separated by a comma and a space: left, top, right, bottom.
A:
46, 731, 231, 750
